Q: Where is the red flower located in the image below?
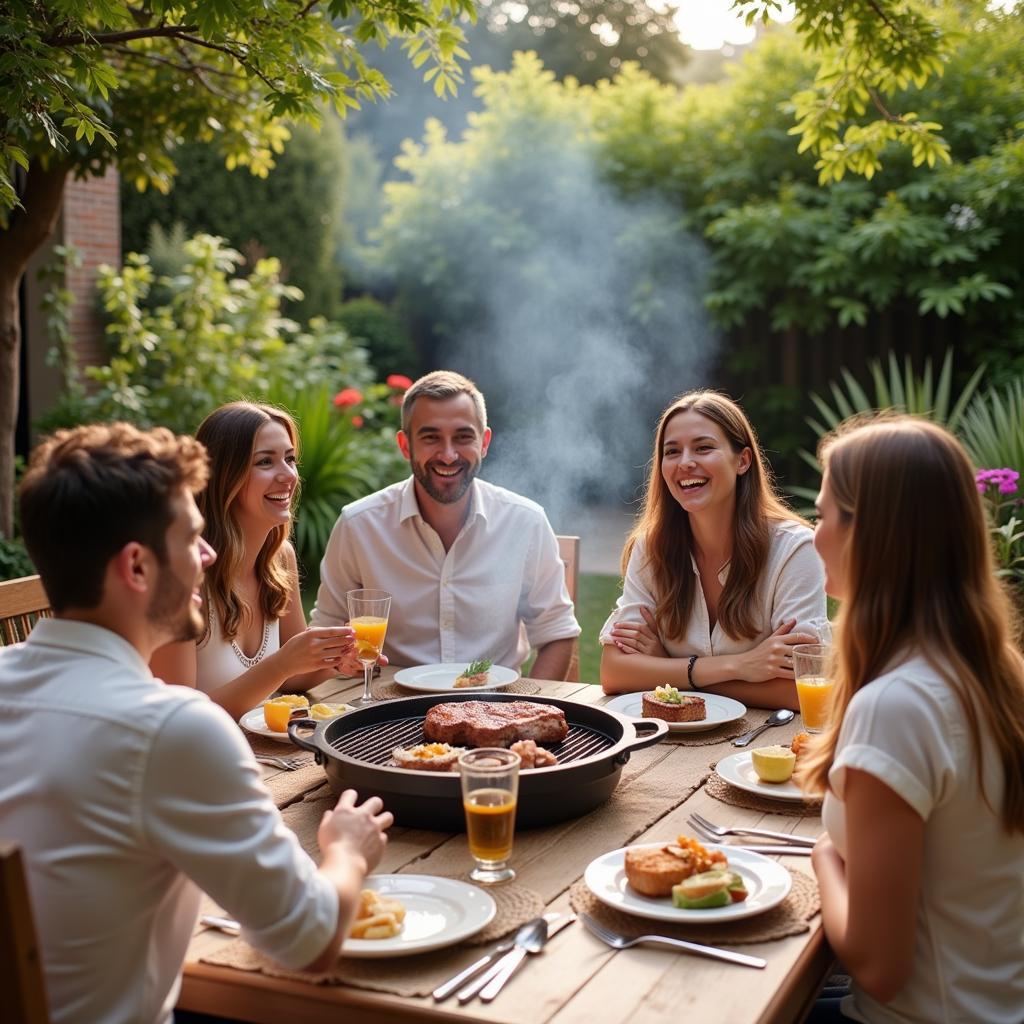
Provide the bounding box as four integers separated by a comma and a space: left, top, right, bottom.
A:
351, 415, 364, 429
333, 388, 363, 407
386, 374, 413, 391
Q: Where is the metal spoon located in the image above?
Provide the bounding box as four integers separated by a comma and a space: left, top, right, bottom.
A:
731, 708, 795, 747
457, 917, 547, 1003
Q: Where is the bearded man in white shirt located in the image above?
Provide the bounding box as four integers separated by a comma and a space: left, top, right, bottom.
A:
312, 370, 581, 679
0, 423, 392, 1024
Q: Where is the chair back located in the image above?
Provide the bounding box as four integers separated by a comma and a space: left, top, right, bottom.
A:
0, 842, 51, 1024
556, 536, 580, 682
0, 576, 51, 646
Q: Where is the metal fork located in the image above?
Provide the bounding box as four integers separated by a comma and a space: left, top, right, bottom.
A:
255, 754, 312, 771
580, 914, 765, 969
688, 812, 817, 848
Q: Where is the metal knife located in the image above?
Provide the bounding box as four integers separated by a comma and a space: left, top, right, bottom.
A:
456, 913, 576, 1004
433, 911, 562, 1002
732, 844, 813, 856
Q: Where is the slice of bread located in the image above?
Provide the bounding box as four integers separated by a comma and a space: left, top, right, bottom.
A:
624, 846, 700, 897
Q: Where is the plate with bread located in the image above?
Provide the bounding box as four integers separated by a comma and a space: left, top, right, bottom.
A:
584, 836, 792, 924
341, 875, 497, 958
714, 739, 810, 802
393, 662, 519, 694
605, 687, 746, 733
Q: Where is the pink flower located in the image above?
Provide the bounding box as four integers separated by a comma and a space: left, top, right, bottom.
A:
333, 388, 363, 408
351, 415, 364, 429
976, 468, 1020, 496
386, 374, 413, 391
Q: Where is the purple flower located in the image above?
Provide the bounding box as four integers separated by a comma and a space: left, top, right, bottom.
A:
976, 468, 1020, 496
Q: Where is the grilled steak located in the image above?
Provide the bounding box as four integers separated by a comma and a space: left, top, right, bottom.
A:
423, 700, 568, 748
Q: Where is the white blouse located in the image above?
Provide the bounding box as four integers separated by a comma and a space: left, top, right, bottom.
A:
599, 519, 826, 655
823, 653, 1024, 1023
196, 607, 281, 694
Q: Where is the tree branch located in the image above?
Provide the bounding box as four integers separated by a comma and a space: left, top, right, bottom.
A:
176, 35, 280, 91
867, 86, 900, 122
44, 24, 199, 47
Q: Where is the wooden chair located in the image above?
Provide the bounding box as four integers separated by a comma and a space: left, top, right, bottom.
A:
0, 842, 51, 1024
0, 576, 51, 646
556, 535, 581, 682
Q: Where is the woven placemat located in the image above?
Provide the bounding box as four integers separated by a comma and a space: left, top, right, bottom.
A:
665, 715, 755, 746
199, 877, 544, 997
704, 773, 822, 818
373, 680, 544, 701
567, 869, 819, 946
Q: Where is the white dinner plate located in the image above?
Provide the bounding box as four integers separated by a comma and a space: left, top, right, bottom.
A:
584, 843, 792, 924
393, 663, 520, 693
238, 704, 352, 744
714, 750, 807, 802
342, 875, 497, 958
604, 692, 747, 733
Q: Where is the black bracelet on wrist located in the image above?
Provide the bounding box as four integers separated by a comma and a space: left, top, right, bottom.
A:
687, 654, 701, 691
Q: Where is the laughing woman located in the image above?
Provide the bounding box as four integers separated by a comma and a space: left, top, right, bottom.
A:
802, 417, 1024, 1023
600, 390, 825, 709
151, 402, 359, 721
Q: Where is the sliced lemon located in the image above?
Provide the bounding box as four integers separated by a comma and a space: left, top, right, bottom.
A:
309, 702, 352, 721
750, 745, 796, 783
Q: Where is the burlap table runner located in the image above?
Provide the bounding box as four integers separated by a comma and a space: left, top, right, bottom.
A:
568, 869, 819, 945
373, 679, 544, 701
665, 714, 755, 746
704, 773, 822, 818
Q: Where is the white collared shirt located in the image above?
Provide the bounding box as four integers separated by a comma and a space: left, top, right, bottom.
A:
0, 619, 337, 1024
311, 476, 581, 668
599, 519, 825, 654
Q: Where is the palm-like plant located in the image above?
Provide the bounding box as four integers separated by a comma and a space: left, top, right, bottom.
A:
959, 379, 1024, 479
790, 348, 986, 502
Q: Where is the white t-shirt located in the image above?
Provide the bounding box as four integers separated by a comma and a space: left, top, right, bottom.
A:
822, 653, 1024, 1023
0, 619, 338, 1024
196, 605, 281, 693
311, 476, 581, 668
599, 519, 826, 654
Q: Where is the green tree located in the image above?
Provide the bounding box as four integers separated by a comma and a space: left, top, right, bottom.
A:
121, 120, 347, 320
0, 0, 475, 538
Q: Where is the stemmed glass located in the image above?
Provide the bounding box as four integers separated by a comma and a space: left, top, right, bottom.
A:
346, 589, 391, 707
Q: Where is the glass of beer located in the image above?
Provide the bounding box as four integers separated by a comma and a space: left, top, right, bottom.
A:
793, 643, 834, 734
459, 748, 521, 884
346, 589, 391, 707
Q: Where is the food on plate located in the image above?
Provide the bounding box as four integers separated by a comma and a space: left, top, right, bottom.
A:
454, 659, 493, 687
641, 685, 706, 723
261, 695, 308, 732
309, 702, 352, 721
349, 889, 406, 939
272, 694, 311, 710
391, 742, 466, 772
423, 700, 568, 748
750, 744, 797, 783
672, 869, 749, 909
624, 836, 727, 897
510, 738, 558, 768
790, 731, 812, 760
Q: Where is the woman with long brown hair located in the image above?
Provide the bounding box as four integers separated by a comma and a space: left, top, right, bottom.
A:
600, 390, 825, 709
803, 416, 1024, 1022
152, 402, 359, 720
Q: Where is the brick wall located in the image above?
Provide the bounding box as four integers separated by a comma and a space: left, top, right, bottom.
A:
61, 168, 121, 372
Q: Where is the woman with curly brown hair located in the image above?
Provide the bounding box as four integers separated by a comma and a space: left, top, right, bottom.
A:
801, 416, 1024, 1022
152, 401, 359, 719
600, 390, 825, 709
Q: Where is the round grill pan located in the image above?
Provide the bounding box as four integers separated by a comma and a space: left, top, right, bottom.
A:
289, 692, 668, 830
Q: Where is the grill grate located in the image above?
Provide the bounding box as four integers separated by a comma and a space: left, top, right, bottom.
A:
328, 715, 615, 767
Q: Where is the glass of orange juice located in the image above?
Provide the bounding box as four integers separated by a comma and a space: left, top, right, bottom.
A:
459, 749, 520, 884
346, 589, 391, 707
793, 643, 833, 734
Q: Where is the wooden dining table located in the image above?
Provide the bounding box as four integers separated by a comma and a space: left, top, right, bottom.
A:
179, 669, 833, 1024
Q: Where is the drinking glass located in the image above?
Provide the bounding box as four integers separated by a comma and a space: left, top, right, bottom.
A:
346, 589, 391, 707
459, 748, 520, 884
793, 643, 833, 734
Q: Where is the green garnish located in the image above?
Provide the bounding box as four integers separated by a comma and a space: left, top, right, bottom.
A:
653, 685, 684, 704
460, 659, 492, 677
